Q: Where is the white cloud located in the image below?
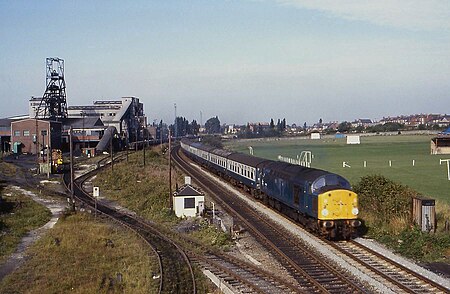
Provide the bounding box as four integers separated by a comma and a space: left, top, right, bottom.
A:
275, 0, 450, 31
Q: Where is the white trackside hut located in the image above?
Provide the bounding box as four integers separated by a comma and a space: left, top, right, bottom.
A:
173, 177, 205, 218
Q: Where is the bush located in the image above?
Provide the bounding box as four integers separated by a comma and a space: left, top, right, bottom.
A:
354, 175, 450, 263
353, 175, 414, 225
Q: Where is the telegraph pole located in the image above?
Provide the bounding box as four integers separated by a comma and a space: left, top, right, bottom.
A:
110, 129, 113, 172
160, 124, 163, 150
69, 127, 75, 211
168, 129, 172, 210
125, 132, 128, 163
174, 103, 177, 139
143, 126, 146, 166
47, 125, 51, 178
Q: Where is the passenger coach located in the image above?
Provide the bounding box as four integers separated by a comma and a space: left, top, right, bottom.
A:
180, 138, 360, 239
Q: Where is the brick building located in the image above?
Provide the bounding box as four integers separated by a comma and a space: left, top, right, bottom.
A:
11, 119, 62, 155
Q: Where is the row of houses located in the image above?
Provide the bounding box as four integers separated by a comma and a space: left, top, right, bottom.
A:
379, 114, 450, 127
222, 114, 449, 137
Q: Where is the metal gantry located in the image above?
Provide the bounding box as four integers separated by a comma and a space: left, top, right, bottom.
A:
35, 57, 68, 120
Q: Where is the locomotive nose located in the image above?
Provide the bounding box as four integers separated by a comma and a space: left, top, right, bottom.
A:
318, 190, 359, 220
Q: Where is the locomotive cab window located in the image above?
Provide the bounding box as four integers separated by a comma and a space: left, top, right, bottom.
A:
311, 175, 351, 193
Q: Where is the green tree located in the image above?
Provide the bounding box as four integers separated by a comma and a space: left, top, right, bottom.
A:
270, 118, 275, 129
337, 121, 352, 133
205, 116, 221, 134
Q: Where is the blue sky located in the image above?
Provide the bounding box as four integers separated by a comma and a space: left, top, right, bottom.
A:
1, 0, 449, 125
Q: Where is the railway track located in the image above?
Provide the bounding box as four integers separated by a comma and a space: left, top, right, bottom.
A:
173, 146, 450, 294
68, 152, 303, 293
326, 240, 449, 294
172, 146, 370, 293
68, 155, 312, 293
64, 153, 196, 294
158, 226, 304, 293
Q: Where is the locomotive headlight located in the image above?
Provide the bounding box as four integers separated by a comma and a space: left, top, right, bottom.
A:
321, 209, 329, 217
352, 208, 359, 215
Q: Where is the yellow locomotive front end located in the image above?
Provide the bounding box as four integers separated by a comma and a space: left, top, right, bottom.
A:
317, 189, 361, 239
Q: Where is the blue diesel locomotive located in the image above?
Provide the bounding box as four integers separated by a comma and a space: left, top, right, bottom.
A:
180, 138, 361, 239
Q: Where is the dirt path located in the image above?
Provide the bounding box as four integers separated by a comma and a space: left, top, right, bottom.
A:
0, 186, 66, 281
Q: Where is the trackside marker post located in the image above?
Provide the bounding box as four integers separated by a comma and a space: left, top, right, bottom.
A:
93, 186, 99, 218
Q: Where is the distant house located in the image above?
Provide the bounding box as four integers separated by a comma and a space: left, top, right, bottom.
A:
352, 119, 372, 128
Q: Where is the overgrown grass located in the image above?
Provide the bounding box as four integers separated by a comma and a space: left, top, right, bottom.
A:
188, 219, 232, 250
0, 162, 18, 178
93, 148, 179, 224
94, 148, 233, 249
92, 147, 228, 291
0, 212, 159, 294
0, 186, 51, 263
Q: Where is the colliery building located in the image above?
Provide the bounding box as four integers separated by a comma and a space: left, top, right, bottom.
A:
6, 96, 147, 156
3, 58, 148, 157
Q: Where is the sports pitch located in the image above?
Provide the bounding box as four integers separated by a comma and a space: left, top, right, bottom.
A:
226, 135, 450, 204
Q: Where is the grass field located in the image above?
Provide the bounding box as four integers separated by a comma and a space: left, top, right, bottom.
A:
0, 212, 159, 294
226, 134, 450, 204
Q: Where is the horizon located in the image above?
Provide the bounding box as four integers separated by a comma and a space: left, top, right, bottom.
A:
1, 1, 449, 125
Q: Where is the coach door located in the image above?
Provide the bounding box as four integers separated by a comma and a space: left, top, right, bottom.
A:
293, 185, 300, 208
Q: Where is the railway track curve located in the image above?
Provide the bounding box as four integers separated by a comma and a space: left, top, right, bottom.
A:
64, 153, 196, 294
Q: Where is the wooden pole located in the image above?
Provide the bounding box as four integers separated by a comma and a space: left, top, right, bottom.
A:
169, 128, 172, 210
47, 124, 51, 178
143, 127, 146, 166
69, 127, 75, 211
35, 118, 39, 173
110, 129, 114, 172
125, 132, 128, 163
